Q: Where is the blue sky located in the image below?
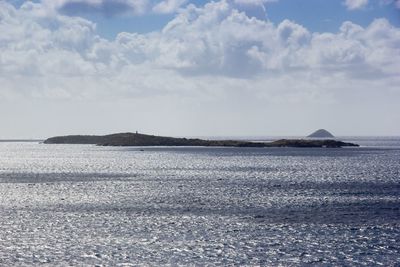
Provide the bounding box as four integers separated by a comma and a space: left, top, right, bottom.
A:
1, 0, 400, 138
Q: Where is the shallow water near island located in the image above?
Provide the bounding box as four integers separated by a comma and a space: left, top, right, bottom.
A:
0, 137, 399, 265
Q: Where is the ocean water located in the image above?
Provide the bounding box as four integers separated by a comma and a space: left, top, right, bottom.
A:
0, 137, 399, 266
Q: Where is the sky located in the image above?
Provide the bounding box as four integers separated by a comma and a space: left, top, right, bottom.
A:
1, 0, 400, 138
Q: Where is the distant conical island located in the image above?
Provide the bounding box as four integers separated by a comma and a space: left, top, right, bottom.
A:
307, 129, 335, 138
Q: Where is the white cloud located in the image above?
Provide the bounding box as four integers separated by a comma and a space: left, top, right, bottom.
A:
233, 0, 277, 6
152, 0, 187, 14
343, 0, 368, 10
0, 0, 399, 103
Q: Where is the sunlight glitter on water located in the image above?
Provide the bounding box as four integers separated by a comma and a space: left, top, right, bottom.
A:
0, 140, 399, 265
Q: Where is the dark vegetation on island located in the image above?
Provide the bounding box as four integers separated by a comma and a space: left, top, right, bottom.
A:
44, 132, 359, 148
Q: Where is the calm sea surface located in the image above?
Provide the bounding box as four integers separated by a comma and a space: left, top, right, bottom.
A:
0, 137, 399, 265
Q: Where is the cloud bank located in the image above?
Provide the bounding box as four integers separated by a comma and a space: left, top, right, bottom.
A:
1, 0, 399, 100
0, 1, 400, 95
1, 0, 400, 136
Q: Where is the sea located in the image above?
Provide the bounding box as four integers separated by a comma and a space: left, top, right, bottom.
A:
0, 137, 399, 266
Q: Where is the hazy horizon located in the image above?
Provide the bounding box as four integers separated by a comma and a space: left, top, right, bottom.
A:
1, 0, 399, 139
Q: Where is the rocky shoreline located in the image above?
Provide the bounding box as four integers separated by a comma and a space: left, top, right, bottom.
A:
44, 133, 359, 148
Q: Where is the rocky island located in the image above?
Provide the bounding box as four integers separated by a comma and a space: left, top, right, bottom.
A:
307, 129, 335, 138
44, 132, 359, 148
